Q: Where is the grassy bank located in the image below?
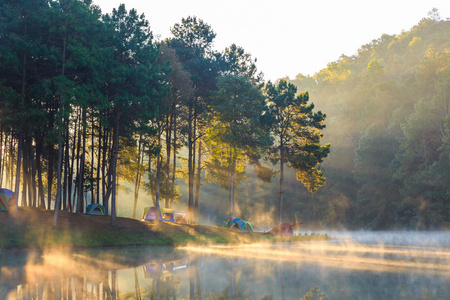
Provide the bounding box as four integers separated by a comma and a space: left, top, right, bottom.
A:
0, 207, 330, 249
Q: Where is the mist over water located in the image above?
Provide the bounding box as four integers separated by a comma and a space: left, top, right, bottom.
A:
1, 231, 449, 299
326, 230, 450, 247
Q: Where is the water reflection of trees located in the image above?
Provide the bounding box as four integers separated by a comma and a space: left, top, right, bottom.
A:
10, 269, 115, 299
1, 253, 252, 299
0, 249, 181, 300
0, 247, 326, 299
141, 259, 183, 299
1, 246, 448, 299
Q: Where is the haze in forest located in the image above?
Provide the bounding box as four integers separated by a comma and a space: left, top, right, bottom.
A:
114, 9, 450, 230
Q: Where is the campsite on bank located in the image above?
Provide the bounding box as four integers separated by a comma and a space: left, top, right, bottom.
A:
0, 207, 329, 249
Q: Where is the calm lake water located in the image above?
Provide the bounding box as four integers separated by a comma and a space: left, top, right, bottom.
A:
0, 231, 449, 299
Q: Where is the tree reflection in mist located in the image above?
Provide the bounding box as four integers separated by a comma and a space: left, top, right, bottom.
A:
1, 237, 449, 299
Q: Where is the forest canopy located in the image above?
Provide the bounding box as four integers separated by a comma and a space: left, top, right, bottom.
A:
0, 0, 327, 228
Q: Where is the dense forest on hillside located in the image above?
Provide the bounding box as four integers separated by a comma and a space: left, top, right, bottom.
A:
182, 10, 450, 230
286, 9, 450, 229
0, 0, 328, 227
0, 1, 448, 230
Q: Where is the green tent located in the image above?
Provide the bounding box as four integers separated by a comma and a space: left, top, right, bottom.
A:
218, 218, 254, 233
228, 218, 254, 233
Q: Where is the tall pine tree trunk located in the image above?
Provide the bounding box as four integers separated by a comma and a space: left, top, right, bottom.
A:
35, 134, 45, 208
91, 113, 95, 204
47, 111, 55, 209
132, 134, 143, 219
22, 137, 28, 207
0, 129, 3, 187
278, 139, 284, 224
30, 142, 37, 207
54, 18, 68, 225
14, 51, 27, 213
63, 117, 70, 211
74, 112, 82, 213
187, 104, 194, 222
172, 111, 177, 208
192, 117, 197, 217
155, 152, 161, 222
102, 126, 111, 215
194, 140, 201, 222
68, 117, 78, 212
229, 150, 236, 221
110, 109, 120, 226
77, 107, 87, 213
8, 134, 14, 187
96, 119, 102, 205
165, 115, 171, 208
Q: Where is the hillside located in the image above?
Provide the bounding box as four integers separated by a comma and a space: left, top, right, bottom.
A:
0, 207, 328, 249
285, 16, 450, 229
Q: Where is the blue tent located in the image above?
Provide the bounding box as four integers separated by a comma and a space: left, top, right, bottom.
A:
230, 219, 254, 233
0, 188, 14, 212
219, 218, 254, 233
224, 218, 242, 228
86, 203, 106, 216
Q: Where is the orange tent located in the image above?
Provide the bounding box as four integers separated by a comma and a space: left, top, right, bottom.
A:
264, 222, 302, 235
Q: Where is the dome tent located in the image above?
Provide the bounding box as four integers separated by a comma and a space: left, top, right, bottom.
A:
219, 218, 254, 233
160, 208, 175, 222
86, 203, 106, 216
0, 188, 14, 212
142, 206, 160, 221
264, 222, 302, 235
174, 213, 188, 224
142, 206, 175, 223
230, 219, 253, 233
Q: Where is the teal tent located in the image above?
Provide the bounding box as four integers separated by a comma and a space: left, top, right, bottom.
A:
225, 218, 242, 228
86, 203, 106, 216
219, 218, 254, 233
218, 218, 238, 228
218, 218, 253, 233
230, 220, 253, 233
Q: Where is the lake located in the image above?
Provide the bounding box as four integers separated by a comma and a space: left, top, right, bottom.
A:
1, 231, 449, 299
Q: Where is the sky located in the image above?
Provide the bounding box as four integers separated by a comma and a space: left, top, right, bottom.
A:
92, 0, 450, 82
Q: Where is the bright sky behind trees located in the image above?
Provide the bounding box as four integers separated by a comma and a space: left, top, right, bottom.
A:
93, 0, 450, 82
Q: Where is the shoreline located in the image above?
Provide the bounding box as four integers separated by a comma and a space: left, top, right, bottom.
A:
0, 207, 330, 250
